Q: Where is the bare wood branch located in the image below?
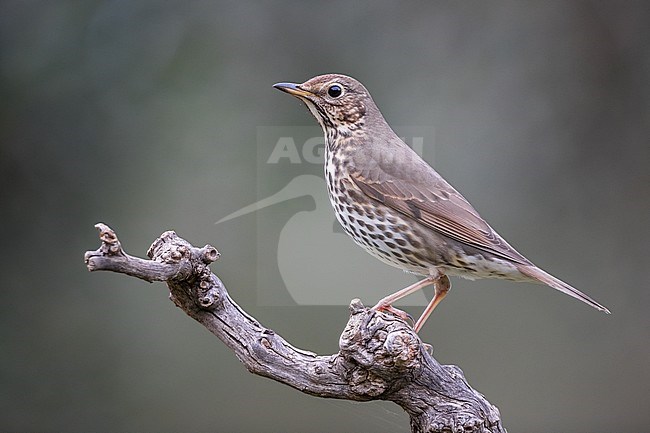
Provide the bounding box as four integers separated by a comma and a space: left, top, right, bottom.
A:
84, 223, 506, 433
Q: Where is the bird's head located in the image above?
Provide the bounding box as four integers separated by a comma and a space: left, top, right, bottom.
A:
274, 74, 378, 139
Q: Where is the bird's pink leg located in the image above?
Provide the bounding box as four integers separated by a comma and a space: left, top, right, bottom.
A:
413, 275, 450, 333
372, 276, 437, 321
372, 277, 435, 308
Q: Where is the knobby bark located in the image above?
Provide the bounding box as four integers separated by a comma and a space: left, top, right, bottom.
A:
84, 223, 506, 433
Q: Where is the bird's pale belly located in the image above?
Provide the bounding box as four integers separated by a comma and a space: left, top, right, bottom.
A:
333, 203, 429, 274
326, 177, 437, 275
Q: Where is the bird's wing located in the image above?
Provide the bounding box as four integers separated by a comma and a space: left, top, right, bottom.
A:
349, 150, 531, 265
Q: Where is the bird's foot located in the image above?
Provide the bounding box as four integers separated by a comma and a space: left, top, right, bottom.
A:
372, 304, 414, 325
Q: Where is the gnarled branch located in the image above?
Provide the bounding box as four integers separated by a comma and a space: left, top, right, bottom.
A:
84, 223, 506, 433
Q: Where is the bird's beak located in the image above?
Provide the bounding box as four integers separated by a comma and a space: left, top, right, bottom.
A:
273, 82, 314, 98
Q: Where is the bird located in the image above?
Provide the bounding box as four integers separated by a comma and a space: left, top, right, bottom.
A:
273, 73, 610, 332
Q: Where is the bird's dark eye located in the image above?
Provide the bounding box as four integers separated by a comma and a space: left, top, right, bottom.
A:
327, 84, 343, 98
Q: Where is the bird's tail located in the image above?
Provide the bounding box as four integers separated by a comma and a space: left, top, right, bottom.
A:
517, 265, 611, 314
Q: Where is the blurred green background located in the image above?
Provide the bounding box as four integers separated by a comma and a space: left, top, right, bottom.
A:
2, 1, 649, 432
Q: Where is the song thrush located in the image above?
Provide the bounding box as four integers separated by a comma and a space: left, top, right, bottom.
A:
274, 74, 610, 332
